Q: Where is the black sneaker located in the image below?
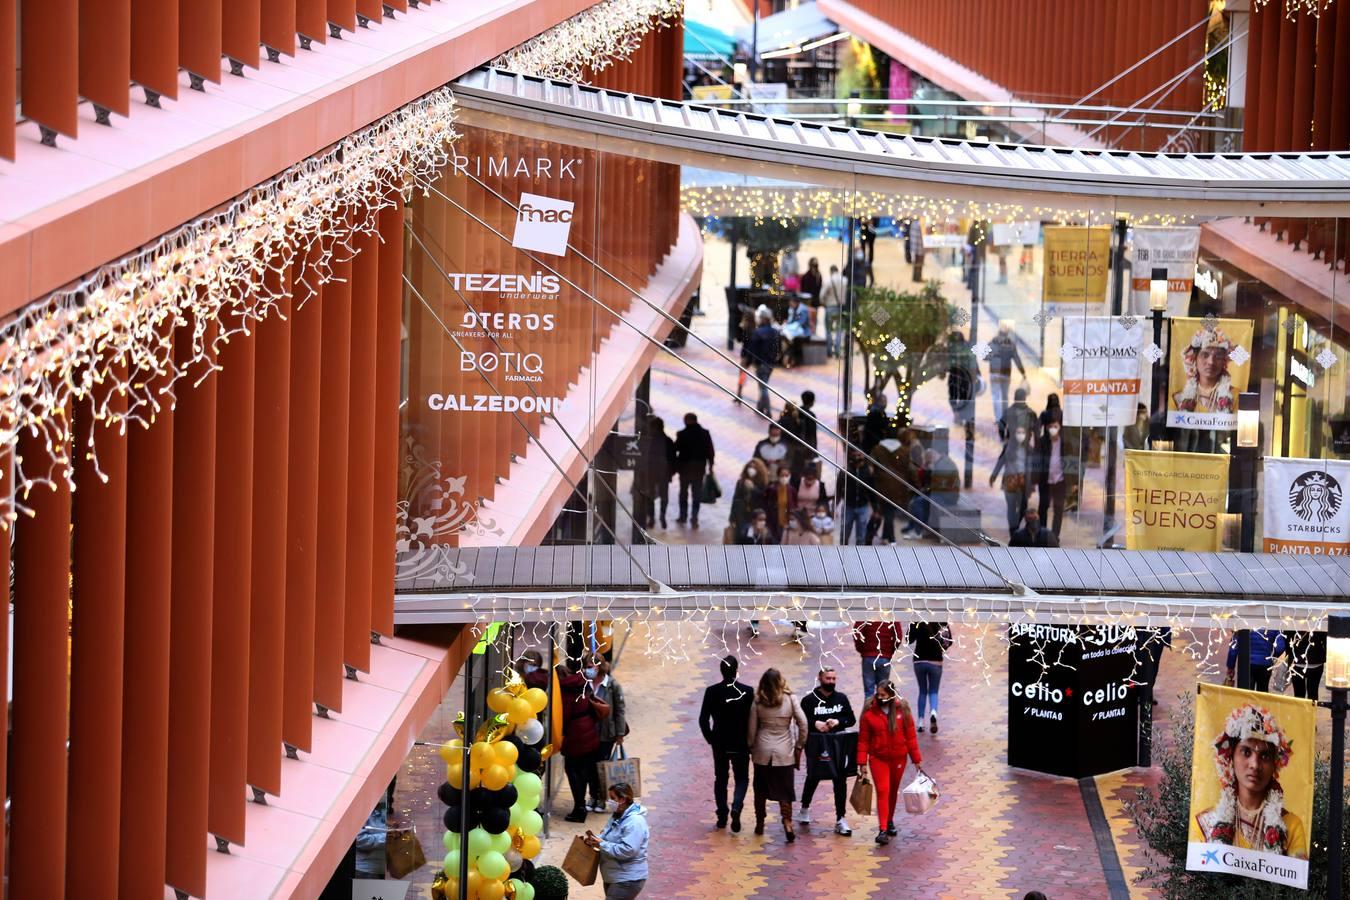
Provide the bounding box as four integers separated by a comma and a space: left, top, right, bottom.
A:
886, 822, 898, 836
730, 811, 742, 833
875, 830, 890, 845
564, 809, 588, 823
930, 713, 938, 734
716, 814, 728, 830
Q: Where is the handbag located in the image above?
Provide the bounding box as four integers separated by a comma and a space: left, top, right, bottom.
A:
1003, 473, 1026, 494
849, 774, 874, 816
562, 835, 600, 886
902, 768, 940, 815
384, 824, 427, 879
591, 697, 613, 720
702, 472, 722, 504
805, 731, 858, 780
598, 743, 642, 796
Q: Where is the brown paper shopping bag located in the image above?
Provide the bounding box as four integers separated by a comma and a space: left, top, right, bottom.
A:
562, 835, 600, 886
849, 776, 874, 817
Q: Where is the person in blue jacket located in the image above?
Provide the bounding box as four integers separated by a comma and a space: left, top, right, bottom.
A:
1226, 629, 1288, 693
583, 781, 648, 898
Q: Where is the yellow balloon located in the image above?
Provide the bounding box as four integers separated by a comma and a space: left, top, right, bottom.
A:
481, 763, 511, 791
479, 880, 506, 900
468, 768, 483, 790
494, 741, 519, 767
506, 698, 534, 725
522, 687, 548, 714
437, 739, 463, 764
520, 835, 541, 859
487, 689, 514, 713
466, 870, 482, 898
447, 761, 464, 787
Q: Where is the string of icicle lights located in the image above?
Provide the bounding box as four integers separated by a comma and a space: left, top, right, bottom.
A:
1, 88, 459, 523
447, 593, 1332, 687
489, 0, 685, 82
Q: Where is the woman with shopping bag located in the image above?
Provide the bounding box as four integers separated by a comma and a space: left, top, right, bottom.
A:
856, 679, 923, 845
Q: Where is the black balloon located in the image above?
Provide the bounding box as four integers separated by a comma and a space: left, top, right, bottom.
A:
517, 746, 542, 774
469, 787, 493, 812
437, 781, 461, 808
479, 804, 511, 834
517, 859, 536, 884
496, 784, 519, 809
442, 804, 480, 832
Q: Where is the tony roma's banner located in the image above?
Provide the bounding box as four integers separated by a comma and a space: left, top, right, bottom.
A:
1187, 683, 1312, 889
1042, 225, 1111, 314
1124, 449, 1230, 551
1166, 317, 1254, 431
1061, 316, 1145, 427
1130, 226, 1199, 316
1263, 457, 1350, 555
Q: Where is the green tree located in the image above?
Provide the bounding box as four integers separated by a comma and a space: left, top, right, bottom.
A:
851, 281, 957, 425
1128, 691, 1350, 899
714, 217, 802, 289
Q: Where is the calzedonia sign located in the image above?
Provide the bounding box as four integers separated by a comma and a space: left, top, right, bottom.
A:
1007, 624, 1139, 778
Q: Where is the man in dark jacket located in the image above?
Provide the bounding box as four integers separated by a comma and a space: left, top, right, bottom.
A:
674, 412, 715, 528
798, 667, 857, 835
1000, 387, 1039, 446
698, 655, 754, 831
742, 307, 780, 416
853, 620, 901, 699
1009, 509, 1058, 547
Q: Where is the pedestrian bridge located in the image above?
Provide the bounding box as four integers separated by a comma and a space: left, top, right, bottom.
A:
393, 545, 1350, 627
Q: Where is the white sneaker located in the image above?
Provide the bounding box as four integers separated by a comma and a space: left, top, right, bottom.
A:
796, 807, 811, 825
748, 623, 760, 637
835, 817, 852, 836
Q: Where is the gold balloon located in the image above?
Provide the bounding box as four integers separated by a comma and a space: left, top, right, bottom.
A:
487, 688, 514, 714
538, 744, 555, 763
520, 835, 541, 859
522, 688, 548, 714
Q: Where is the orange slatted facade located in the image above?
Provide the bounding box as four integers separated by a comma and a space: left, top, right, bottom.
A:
0, 0, 13, 158
79, 0, 132, 118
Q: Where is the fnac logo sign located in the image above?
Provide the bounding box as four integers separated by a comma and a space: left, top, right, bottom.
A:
512, 192, 574, 257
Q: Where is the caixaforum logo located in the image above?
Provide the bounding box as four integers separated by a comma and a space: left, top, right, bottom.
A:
511, 192, 574, 257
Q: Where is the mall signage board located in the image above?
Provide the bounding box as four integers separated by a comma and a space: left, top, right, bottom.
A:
1007, 624, 1139, 778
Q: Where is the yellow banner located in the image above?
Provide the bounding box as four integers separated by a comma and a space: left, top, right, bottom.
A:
1124, 449, 1230, 551
1187, 683, 1313, 888
1167, 317, 1255, 431
1042, 225, 1112, 309
691, 84, 735, 101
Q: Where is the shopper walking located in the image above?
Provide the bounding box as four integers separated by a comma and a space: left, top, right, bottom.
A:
836, 449, 876, 545
1033, 418, 1078, 539
1009, 509, 1058, 547
748, 668, 807, 842
765, 465, 796, 541
586, 652, 628, 812
907, 217, 926, 282
798, 667, 857, 836
791, 463, 829, 515
821, 266, 845, 356
908, 623, 951, 734
783, 295, 811, 367
635, 416, 676, 529
853, 620, 902, 700
856, 679, 923, 844
516, 649, 548, 690
990, 426, 1032, 534
743, 307, 780, 416
582, 781, 648, 899
1000, 387, 1039, 445
729, 463, 767, 535
987, 322, 1027, 433
699, 655, 754, 831
872, 432, 914, 544
797, 391, 820, 461
1225, 629, 1289, 692
674, 412, 715, 528
558, 659, 603, 822
753, 423, 791, 469
801, 259, 823, 333
945, 331, 978, 430
1286, 630, 1327, 701
735, 508, 774, 546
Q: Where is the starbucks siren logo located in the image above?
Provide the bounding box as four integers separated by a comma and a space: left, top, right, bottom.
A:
1288, 470, 1342, 523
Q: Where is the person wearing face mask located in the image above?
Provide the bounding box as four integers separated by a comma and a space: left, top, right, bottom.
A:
753, 424, 791, 468
728, 462, 767, 539
782, 509, 820, 547
797, 667, 857, 836
1009, 509, 1058, 548
582, 781, 649, 898
856, 679, 923, 845
558, 658, 603, 823
767, 465, 797, 540
989, 425, 1032, 535
699, 655, 754, 831
515, 649, 548, 690
810, 502, 835, 544
586, 653, 629, 813
1034, 415, 1079, 539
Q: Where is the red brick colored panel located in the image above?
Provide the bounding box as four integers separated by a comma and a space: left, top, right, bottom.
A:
20, 0, 79, 137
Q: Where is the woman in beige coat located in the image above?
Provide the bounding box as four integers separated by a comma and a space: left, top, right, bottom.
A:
748, 667, 808, 842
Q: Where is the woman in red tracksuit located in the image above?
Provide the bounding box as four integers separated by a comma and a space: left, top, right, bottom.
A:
856, 679, 922, 845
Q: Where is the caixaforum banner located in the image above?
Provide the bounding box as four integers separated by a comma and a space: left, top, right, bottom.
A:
1124, 449, 1229, 551
1263, 458, 1350, 555
1166, 317, 1254, 431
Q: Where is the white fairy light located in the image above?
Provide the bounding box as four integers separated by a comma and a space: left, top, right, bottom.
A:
490, 0, 684, 82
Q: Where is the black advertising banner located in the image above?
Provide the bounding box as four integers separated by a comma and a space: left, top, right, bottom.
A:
1007, 624, 1139, 778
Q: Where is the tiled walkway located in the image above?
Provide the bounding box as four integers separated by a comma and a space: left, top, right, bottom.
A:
393, 620, 1241, 899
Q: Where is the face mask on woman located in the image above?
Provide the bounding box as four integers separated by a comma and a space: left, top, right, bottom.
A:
523, 664, 539, 675
1048, 426, 1060, 438
583, 667, 598, 680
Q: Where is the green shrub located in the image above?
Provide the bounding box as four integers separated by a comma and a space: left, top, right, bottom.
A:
531, 864, 569, 900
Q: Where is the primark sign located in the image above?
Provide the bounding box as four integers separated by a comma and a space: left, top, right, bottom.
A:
451, 154, 583, 180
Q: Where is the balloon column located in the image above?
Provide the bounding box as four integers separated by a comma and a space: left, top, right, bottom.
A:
431, 677, 552, 900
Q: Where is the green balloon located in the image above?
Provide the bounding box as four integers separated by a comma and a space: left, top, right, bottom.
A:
509, 803, 525, 829
520, 810, 544, 837
489, 828, 512, 855
466, 827, 492, 861
477, 850, 509, 881
513, 771, 542, 798
443, 849, 460, 877
517, 881, 536, 900
443, 830, 460, 852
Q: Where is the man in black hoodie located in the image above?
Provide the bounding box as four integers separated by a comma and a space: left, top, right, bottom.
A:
698, 655, 754, 832
797, 667, 857, 835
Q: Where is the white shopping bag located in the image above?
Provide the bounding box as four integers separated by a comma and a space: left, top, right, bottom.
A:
902, 769, 939, 815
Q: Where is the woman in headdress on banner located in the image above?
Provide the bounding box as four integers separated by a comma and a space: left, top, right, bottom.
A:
1194, 703, 1307, 859
1172, 326, 1236, 416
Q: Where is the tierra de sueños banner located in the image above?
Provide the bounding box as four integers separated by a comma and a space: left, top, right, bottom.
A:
1042, 225, 1111, 315
1124, 449, 1230, 551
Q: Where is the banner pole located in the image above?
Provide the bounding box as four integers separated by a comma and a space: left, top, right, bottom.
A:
1102, 218, 1128, 540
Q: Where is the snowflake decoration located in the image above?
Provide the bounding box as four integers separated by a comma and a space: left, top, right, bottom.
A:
1144, 343, 1165, 364
1058, 344, 1078, 362
972, 342, 992, 361
951, 307, 971, 326
1117, 314, 1138, 330
885, 337, 907, 358
1283, 316, 1299, 334
1203, 313, 1219, 332
870, 305, 891, 326
1229, 345, 1250, 367
1033, 309, 1054, 327
1316, 347, 1338, 371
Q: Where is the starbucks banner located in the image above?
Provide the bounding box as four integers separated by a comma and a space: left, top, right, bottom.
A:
1166, 317, 1254, 431
1042, 225, 1111, 315
1061, 316, 1145, 427
1124, 449, 1230, 551
1263, 457, 1350, 555
1130, 226, 1199, 316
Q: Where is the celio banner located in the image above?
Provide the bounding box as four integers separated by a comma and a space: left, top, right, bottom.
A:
1263, 457, 1350, 555
1042, 225, 1111, 315
1061, 316, 1145, 427
1187, 683, 1312, 889
1124, 449, 1230, 551
1166, 317, 1254, 431
1130, 225, 1200, 316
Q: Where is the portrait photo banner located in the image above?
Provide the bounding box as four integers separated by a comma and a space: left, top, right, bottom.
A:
1130, 225, 1200, 316
1186, 683, 1313, 889
1061, 316, 1145, 428
1263, 457, 1350, 556
1042, 225, 1111, 315
1124, 449, 1230, 551
1166, 317, 1254, 431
